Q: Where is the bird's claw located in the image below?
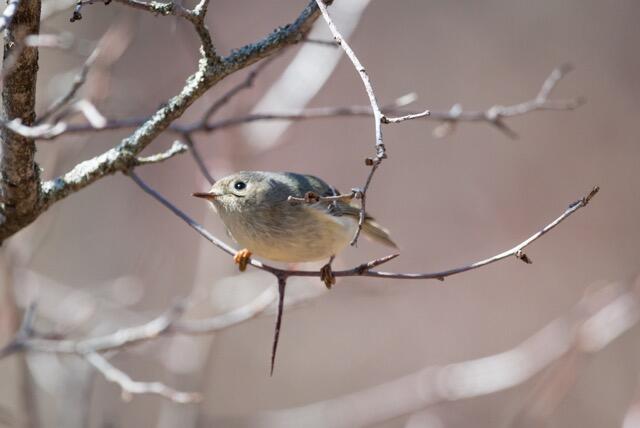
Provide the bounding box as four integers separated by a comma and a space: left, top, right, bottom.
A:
233, 248, 252, 272
320, 263, 336, 289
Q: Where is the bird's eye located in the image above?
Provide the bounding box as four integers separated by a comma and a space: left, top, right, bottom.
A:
234, 181, 246, 191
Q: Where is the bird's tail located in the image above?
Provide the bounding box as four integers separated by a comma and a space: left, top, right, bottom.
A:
363, 217, 398, 248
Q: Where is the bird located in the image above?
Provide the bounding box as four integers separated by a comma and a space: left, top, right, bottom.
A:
193, 171, 397, 374
193, 171, 397, 287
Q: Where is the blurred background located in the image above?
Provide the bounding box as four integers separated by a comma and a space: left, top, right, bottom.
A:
1, 0, 639, 427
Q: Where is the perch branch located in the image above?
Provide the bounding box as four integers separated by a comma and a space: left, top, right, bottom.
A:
127, 173, 597, 371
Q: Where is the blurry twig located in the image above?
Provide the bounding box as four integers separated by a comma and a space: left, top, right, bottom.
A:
429, 64, 584, 139
36, 47, 101, 124
0, 288, 277, 403
182, 133, 215, 184
0, 287, 276, 355
504, 346, 584, 428
32, 65, 581, 140
85, 352, 202, 403
0, 0, 21, 33
250, 281, 640, 428
201, 54, 280, 124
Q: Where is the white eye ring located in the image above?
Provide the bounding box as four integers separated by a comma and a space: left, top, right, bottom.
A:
234, 181, 246, 191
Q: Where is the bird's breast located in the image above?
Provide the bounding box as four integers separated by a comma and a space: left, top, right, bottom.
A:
219, 204, 355, 263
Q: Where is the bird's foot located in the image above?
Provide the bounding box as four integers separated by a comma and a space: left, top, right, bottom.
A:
233, 248, 252, 272
320, 261, 336, 289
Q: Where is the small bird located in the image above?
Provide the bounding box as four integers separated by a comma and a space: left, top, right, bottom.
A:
193, 171, 397, 374
193, 171, 396, 285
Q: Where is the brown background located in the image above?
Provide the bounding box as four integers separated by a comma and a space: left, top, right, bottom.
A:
1, 0, 639, 427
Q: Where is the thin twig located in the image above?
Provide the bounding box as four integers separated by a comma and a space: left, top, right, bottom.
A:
182, 133, 215, 184
256, 281, 639, 427
135, 140, 188, 166
201, 54, 280, 124
37, 46, 101, 124
129, 172, 599, 284
271, 276, 287, 376
25, 66, 580, 142
314, 0, 390, 246
85, 352, 202, 403
1, 287, 277, 357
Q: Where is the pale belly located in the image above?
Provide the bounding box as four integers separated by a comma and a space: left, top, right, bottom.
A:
222, 206, 357, 263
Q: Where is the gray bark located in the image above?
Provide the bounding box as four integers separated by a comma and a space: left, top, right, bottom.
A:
0, 0, 42, 241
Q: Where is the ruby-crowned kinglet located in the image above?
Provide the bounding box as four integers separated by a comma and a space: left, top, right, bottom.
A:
193, 171, 396, 267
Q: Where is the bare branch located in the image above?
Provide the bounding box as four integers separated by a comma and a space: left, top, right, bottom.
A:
36, 46, 101, 124
0, 287, 277, 358
314, 0, 385, 156
0, 0, 21, 33
29, 66, 580, 142
135, 140, 188, 166
201, 54, 280, 124
129, 172, 599, 284
314, 0, 397, 246
85, 352, 202, 403
258, 281, 639, 427
0, 0, 42, 240
0, 0, 326, 243
182, 133, 215, 184
428, 64, 584, 139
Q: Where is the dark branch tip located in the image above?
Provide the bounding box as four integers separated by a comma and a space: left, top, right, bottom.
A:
515, 250, 533, 264
584, 186, 600, 204
304, 191, 320, 203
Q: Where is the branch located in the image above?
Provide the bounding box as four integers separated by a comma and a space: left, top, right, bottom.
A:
36, 45, 101, 124
0, 0, 42, 240
0, 287, 276, 357
314, 0, 393, 245
129, 161, 600, 283
0, 0, 326, 243
37, 0, 322, 207
134, 140, 188, 166
429, 64, 584, 139
0, 0, 21, 33
29, 66, 581, 141
126, 172, 597, 371
182, 133, 215, 184
85, 352, 202, 403
255, 281, 639, 427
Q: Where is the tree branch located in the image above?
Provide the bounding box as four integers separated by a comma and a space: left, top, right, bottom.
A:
254, 280, 639, 427
0, 0, 327, 243
0, 0, 42, 240
27, 65, 581, 142
129, 172, 599, 283
85, 352, 202, 403
127, 172, 597, 371
0, 0, 21, 33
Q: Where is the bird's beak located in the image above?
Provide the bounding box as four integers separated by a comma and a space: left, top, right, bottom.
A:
192, 192, 219, 201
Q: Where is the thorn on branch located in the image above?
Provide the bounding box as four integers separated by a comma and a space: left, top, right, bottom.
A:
569, 186, 600, 209
355, 253, 400, 274
515, 250, 533, 264
304, 191, 320, 203
584, 186, 600, 205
